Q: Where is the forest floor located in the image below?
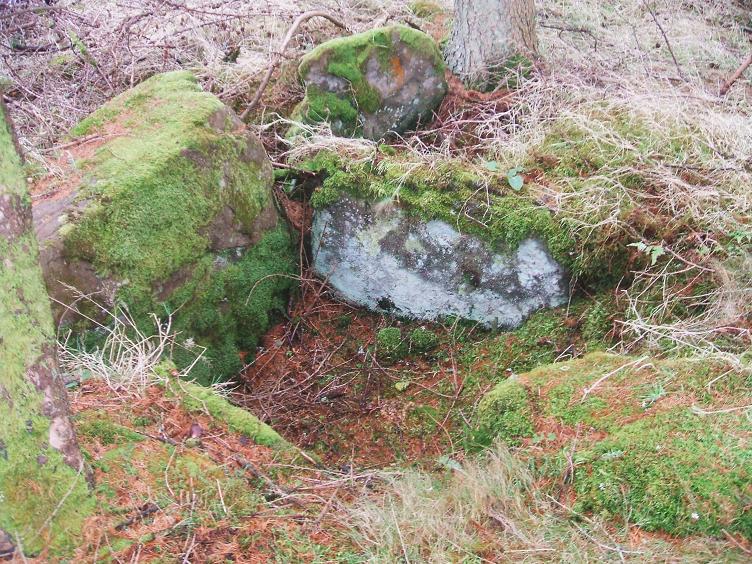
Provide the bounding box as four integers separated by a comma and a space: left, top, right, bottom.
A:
3, 0, 752, 561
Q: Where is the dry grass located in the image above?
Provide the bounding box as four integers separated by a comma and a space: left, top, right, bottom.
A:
0, 0, 414, 166
345, 443, 743, 562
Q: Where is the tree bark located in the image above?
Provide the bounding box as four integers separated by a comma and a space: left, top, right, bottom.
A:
0, 101, 91, 559
446, 0, 538, 90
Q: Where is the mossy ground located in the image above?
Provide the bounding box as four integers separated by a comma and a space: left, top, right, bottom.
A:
475, 352, 752, 539
68, 379, 355, 562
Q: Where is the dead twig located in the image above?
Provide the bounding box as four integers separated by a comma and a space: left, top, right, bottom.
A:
239, 10, 348, 120
641, 0, 683, 80
719, 52, 752, 96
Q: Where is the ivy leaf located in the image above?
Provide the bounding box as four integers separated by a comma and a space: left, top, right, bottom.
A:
483, 160, 499, 172
506, 167, 524, 191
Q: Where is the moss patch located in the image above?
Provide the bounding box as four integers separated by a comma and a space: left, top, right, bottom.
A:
575, 409, 751, 537
298, 25, 444, 137
52, 71, 296, 382
63, 70, 271, 287
175, 382, 292, 450
474, 378, 534, 447
0, 103, 94, 557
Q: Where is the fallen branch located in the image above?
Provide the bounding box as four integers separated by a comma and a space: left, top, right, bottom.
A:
719, 52, 752, 96
239, 11, 348, 120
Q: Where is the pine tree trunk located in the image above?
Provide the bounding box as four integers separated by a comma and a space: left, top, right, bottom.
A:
0, 101, 91, 559
446, 0, 538, 90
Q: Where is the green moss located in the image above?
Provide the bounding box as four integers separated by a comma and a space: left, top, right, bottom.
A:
65, 71, 271, 287
473, 378, 534, 447
58, 72, 294, 383
409, 327, 439, 354
69, 105, 120, 137
0, 103, 94, 557
299, 25, 444, 136
175, 381, 292, 450
474, 351, 752, 538
574, 409, 752, 538
76, 414, 146, 446
376, 326, 406, 359
525, 353, 633, 430
159, 226, 296, 384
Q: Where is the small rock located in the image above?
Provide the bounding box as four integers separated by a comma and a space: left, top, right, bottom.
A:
298, 25, 447, 139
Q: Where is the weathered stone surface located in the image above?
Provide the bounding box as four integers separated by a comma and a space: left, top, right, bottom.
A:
32, 71, 296, 382
298, 25, 447, 139
312, 195, 568, 328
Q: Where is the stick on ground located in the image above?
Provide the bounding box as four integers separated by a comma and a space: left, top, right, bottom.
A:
720, 52, 752, 96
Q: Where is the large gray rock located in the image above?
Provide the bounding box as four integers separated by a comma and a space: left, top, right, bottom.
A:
298, 25, 447, 139
312, 196, 568, 328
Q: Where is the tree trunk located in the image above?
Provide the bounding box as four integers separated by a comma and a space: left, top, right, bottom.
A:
0, 101, 92, 559
446, 0, 538, 90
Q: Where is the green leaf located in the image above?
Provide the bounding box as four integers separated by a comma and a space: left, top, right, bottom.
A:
437, 455, 463, 472
483, 160, 499, 172
508, 174, 524, 191
506, 167, 524, 191
649, 245, 665, 265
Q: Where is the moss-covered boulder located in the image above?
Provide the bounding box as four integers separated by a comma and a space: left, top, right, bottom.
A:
303, 153, 570, 327
474, 353, 752, 539
298, 25, 447, 139
33, 71, 296, 383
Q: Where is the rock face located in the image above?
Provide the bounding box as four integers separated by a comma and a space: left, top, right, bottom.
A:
298, 25, 447, 139
33, 71, 296, 382
312, 195, 568, 328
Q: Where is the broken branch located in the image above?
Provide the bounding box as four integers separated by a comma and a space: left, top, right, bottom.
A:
240, 11, 348, 120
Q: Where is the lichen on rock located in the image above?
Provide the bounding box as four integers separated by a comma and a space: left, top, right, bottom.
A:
298, 25, 447, 139
33, 71, 296, 383
312, 194, 568, 328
